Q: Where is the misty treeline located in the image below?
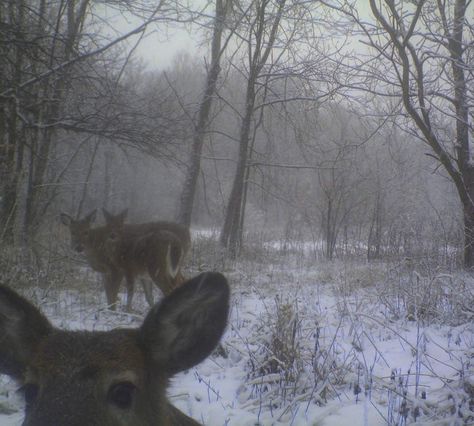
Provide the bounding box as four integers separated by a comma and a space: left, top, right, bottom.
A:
0, 0, 471, 268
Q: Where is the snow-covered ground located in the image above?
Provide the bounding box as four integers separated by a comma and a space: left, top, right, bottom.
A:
0, 257, 473, 425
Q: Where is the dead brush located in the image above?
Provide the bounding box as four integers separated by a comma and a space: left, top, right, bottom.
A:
378, 266, 474, 325
0, 243, 74, 291
247, 296, 303, 407
385, 366, 474, 425
188, 231, 228, 273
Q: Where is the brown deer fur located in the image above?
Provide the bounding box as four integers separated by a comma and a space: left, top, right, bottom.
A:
60, 210, 124, 310
61, 210, 191, 311
102, 209, 191, 306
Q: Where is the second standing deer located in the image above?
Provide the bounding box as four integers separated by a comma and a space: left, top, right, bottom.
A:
102, 209, 191, 307
60, 210, 125, 310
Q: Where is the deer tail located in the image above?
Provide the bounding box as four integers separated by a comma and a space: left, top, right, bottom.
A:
166, 242, 183, 280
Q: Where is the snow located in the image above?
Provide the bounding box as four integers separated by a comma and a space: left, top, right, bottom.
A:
0, 258, 472, 425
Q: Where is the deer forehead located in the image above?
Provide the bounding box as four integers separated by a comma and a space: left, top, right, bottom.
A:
29, 330, 146, 381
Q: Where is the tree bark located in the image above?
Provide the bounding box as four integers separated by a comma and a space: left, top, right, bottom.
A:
22, 0, 91, 239
0, 0, 26, 242
463, 204, 474, 269
219, 84, 256, 256
178, 0, 227, 228
449, 0, 473, 268
219, 0, 286, 256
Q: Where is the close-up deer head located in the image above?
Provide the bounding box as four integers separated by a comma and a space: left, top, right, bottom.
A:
0, 272, 230, 425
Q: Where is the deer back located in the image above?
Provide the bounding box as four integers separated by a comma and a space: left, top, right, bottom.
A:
102, 209, 191, 256
102, 210, 190, 281
129, 222, 191, 255
106, 229, 184, 280
0, 272, 230, 426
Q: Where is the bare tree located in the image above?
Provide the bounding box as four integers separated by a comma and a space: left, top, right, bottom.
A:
0, 0, 180, 243
0, 0, 93, 242
335, 0, 473, 267
219, 0, 287, 256
178, 0, 232, 228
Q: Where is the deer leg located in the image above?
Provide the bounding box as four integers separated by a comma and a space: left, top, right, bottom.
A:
148, 261, 174, 296
147, 247, 166, 296
155, 269, 174, 296
140, 278, 154, 307
103, 269, 122, 311
124, 271, 136, 312
102, 275, 115, 311
148, 266, 165, 296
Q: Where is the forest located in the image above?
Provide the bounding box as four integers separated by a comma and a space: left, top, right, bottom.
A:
0, 0, 473, 425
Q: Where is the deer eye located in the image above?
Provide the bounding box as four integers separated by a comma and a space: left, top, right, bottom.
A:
108, 382, 136, 409
19, 383, 39, 405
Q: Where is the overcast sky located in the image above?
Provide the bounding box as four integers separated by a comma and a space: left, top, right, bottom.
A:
133, 25, 203, 70
96, 3, 204, 71
97, 0, 373, 71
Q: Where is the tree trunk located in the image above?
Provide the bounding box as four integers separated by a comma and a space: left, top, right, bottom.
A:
463, 191, 474, 269
325, 197, 333, 260
219, 0, 286, 257
0, 0, 25, 243
178, 0, 227, 228
0, 101, 23, 243
23, 127, 53, 239
77, 141, 99, 218
450, 0, 473, 269
219, 97, 254, 257
367, 192, 382, 261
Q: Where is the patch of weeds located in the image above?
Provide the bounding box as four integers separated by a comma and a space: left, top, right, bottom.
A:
242, 293, 355, 418
188, 231, 229, 273
385, 367, 474, 425
314, 261, 338, 285
378, 268, 474, 325
0, 244, 69, 289
345, 263, 387, 289
246, 295, 304, 409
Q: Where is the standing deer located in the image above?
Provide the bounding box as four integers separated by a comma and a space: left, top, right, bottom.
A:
60, 210, 126, 311
102, 209, 191, 306
0, 272, 230, 426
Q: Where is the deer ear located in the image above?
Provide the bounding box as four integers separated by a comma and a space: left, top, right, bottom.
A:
60, 213, 72, 226
139, 272, 230, 375
0, 286, 52, 380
